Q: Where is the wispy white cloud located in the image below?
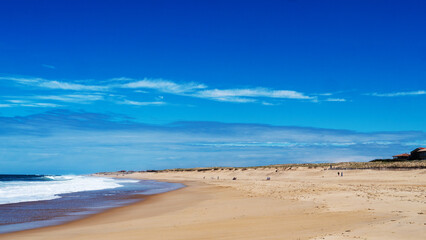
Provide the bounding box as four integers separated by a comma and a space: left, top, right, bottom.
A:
1, 76, 205, 94
317, 93, 333, 96
261, 101, 275, 106
325, 98, 347, 102
193, 88, 315, 103
369, 90, 426, 97
119, 78, 207, 94
192, 141, 357, 148
109, 77, 134, 82
35, 94, 104, 103
134, 90, 149, 93
21, 103, 62, 108
6, 99, 29, 104
0, 76, 41, 84
197, 88, 313, 99
38, 80, 107, 91
206, 96, 256, 103
1, 75, 337, 105
1, 94, 105, 108
0, 102, 61, 108
0, 76, 108, 91
119, 99, 166, 106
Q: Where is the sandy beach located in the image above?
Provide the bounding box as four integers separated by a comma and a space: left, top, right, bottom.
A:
1, 167, 425, 240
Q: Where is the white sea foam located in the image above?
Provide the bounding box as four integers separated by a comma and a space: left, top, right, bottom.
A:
0, 176, 131, 205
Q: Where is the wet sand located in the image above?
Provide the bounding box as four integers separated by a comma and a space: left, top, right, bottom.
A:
1, 167, 425, 240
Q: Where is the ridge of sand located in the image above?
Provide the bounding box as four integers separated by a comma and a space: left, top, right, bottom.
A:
1, 167, 425, 240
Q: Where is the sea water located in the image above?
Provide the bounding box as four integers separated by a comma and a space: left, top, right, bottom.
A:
0, 174, 183, 234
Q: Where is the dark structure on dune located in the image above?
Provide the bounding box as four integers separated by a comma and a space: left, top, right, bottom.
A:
392, 147, 426, 160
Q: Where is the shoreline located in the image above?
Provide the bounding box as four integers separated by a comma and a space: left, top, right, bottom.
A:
1, 167, 425, 239
0, 177, 184, 235
0, 180, 193, 239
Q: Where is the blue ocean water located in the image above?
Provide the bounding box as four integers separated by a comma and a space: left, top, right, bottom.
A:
0, 174, 183, 234
0, 174, 57, 181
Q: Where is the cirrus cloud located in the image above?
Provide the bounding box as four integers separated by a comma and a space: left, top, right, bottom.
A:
193, 88, 315, 102
1, 75, 339, 106
368, 90, 426, 97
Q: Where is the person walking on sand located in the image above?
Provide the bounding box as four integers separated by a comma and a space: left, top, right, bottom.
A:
338, 172, 340, 176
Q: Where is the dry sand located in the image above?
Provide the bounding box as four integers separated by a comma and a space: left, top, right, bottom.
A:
1, 167, 425, 240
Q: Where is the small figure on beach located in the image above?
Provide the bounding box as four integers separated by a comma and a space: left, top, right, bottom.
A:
338, 172, 340, 176
341, 172, 343, 177
232, 177, 237, 180
266, 177, 271, 181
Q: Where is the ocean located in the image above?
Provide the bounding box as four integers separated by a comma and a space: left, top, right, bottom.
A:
0, 174, 183, 234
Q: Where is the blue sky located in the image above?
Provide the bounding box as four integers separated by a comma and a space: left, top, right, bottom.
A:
0, 0, 425, 174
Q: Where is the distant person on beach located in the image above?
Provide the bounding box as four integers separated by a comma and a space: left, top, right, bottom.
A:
341, 172, 343, 177
338, 172, 340, 176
